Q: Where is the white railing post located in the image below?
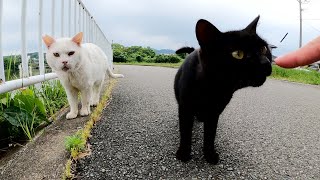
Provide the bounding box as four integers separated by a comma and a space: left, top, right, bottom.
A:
82, 7, 85, 39
68, 0, 71, 37
93, 20, 96, 44
61, 0, 64, 37
89, 17, 91, 42
51, 0, 55, 37
74, 0, 77, 34
38, 0, 44, 75
21, 0, 28, 78
78, 2, 81, 32
0, 0, 4, 82
87, 12, 89, 42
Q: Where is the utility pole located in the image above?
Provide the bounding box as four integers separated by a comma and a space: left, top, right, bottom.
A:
297, 0, 310, 48
298, 0, 302, 48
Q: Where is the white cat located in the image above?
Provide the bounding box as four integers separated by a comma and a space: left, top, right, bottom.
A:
43, 32, 124, 119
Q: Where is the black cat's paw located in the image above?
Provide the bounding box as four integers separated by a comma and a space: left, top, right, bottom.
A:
176, 148, 191, 162
204, 151, 219, 164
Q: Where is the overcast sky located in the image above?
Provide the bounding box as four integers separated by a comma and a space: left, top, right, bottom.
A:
2, 0, 320, 57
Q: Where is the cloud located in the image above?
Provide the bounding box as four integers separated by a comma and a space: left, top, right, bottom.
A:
2, 0, 320, 56
110, 26, 185, 50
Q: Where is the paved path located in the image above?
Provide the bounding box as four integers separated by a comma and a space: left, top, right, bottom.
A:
77, 65, 320, 179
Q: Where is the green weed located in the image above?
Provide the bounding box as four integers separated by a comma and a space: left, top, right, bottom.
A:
64, 130, 86, 153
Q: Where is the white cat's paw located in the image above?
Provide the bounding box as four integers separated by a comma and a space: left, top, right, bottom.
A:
66, 111, 78, 119
90, 100, 99, 107
80, 108, 91, 116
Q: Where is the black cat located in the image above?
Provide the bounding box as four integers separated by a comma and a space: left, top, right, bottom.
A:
174, 16, 272, 164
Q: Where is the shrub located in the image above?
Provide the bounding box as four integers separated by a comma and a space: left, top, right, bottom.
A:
154, 54, 181, 63
113, 51, 127, 62
136, 55, 143, 62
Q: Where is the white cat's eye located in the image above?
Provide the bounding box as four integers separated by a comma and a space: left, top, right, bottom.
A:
68, 51, 75, 56
53, 53, 60, 57
261, 46, 268, 55
231, 50, 244, 60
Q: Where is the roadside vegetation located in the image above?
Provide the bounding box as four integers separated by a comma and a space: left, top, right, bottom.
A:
0, 56, 67, 156
112, 43, 185, 64
113, 43, 320, 85
270, 65, 320, 85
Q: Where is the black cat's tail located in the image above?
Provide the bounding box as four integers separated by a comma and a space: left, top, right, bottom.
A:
175, 47, 195, 54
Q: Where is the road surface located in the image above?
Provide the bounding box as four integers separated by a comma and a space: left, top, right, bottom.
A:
76, 65, 320, 179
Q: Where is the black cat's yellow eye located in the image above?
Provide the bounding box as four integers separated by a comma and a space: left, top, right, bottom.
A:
231, 50, 244, 60
68, 51, 75, 56
53, 53, 60, 57
261, 46, 268, 55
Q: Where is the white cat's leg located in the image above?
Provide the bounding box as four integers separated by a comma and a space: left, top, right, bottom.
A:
65, 87, 79, 119
91, 80, 103, 106
80, 88, 91, 116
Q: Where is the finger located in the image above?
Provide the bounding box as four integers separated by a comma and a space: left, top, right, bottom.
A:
275, 36, 320, 68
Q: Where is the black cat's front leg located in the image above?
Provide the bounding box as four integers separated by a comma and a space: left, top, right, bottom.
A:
201, 113, 220, 164
176, 106, 194, 162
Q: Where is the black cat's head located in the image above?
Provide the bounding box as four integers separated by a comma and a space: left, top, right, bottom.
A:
196, 15, 272, 87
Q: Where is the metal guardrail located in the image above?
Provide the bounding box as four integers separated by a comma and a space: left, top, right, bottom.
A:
0, 0, 113, 94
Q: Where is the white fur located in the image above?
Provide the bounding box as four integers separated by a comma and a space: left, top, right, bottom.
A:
45, 36, 124, 119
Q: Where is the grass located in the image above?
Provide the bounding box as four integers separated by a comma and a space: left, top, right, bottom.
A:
17, 109, 36, 141
270, 65, 320, 85
115, 62, 320, 85
62, 159, 74, 180
114, 62, 182, 68
64, 131, 85, 153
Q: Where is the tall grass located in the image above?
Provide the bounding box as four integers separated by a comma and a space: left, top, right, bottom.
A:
5, 55, 19, 81
38, 80, 67, 118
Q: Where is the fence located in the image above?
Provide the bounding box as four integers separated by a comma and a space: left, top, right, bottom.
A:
0, 0, 113, 94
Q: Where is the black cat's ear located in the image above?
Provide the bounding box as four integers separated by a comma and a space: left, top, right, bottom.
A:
245, 15, 260, 34
196, 19, 221, 45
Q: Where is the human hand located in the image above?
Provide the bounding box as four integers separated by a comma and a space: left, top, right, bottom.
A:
275, 36, 320, 68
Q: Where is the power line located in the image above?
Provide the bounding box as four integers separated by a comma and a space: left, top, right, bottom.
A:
305, 22, 320, 32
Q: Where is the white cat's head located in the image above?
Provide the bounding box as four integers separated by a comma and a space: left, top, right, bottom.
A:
43, 32, 83, 72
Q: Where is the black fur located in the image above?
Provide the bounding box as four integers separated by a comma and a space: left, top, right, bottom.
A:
174, 16, 272, 164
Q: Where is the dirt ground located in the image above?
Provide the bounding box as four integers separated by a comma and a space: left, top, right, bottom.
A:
0, 105, 91, 180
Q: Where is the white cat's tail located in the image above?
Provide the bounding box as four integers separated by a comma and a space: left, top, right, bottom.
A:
107, 65, 124, 78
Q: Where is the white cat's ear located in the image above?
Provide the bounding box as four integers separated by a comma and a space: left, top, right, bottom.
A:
42, 35, 55, 48
72, 32, 83, 46
245, 15, 260, 34
196, 19, 221, 45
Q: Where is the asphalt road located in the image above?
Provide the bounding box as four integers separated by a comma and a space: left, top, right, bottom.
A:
76, 65, 320, 179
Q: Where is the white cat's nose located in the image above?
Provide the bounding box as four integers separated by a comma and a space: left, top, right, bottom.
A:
62, 61, 68, 65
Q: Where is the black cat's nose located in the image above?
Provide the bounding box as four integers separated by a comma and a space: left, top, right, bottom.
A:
260, 56, 272, 76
